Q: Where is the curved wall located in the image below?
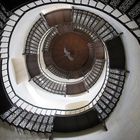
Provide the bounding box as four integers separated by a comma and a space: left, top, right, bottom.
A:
0, 1, 140, 140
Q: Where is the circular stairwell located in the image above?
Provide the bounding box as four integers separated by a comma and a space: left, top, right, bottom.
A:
0, 0, 140, 139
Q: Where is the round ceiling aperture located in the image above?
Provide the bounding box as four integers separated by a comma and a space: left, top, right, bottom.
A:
25, 9, 106, 95
50, 32, 90, 71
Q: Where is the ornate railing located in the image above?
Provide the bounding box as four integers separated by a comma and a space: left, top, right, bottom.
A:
0, 0, 134, 116
0, 0, 131, 134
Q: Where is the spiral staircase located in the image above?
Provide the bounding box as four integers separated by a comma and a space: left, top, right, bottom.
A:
0, 0, 140, 140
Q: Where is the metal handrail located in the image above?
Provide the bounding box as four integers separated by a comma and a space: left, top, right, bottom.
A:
0, 0, 138, 116
37, 25, 106, 85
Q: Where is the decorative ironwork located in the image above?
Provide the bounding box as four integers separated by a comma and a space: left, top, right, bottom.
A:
0, 20, 3, 29
119, 0, 136, 13
0, 0, 138, 135
0, 11, 7, 22
0, 3, 9, 17
128, 2, 140, 18
110, 0, 121, 8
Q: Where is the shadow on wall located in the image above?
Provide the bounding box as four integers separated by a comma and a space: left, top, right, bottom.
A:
1, 0, 34, 11
54, 123, 104, 138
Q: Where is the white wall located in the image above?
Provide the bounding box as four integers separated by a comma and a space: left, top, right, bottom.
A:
8, 3, 107, 110
0, 3, 140, 140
